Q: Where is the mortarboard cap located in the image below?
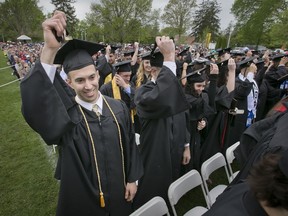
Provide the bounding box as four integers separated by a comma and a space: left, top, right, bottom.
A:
150, 49, 164, 68
178, 47, 190, 56
123, 49, 135, 57
217, 47, 231, 57
236, 57, 256, 69
53, 39, 105, 74
111, 45, 121, 54
182, 66, 207, 84
205, 53, 216, 60
270, 53, 288, 62
231, 50, 245, 57
113, 60, 132, 73
217, 59, 229, 68
279, 149, 288, 177
139, 52, 151, 60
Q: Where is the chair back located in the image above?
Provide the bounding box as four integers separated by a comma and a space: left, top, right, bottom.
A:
129, 196, 170, 216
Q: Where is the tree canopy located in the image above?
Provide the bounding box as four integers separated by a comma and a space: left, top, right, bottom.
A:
161, 0, 197, 40
0, 0, 44, 41
191, 0, 221, 44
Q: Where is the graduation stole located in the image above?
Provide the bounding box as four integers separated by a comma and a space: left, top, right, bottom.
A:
78, 95, 126, 208
104, 73, 112, 84
112, 77, 135, 123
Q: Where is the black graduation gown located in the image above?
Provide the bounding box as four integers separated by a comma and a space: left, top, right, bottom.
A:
232, 101, 288, 185
130, 74, 150, 133
256, 66, 288, 121
200, 84, 234, 164
20, 61, 143, 216
184, 74, 218, 171
133, 66, 190, 210
99, 81, 136, 110
222, 77, 253, 152
96, 55, 116, 87
203, 181, 268, 216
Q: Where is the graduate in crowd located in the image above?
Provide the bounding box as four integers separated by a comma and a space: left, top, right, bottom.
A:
256, 54, 288, 121
203, 149, 288, 216
95, 45, 119, 87
20, 11, 143, 216
222, 57, 259, 152
181, 61, 219, 171
133, 36, 191, 211
200, 58, 236, 163
131, 51, 152, 133
100, 60, 137, 126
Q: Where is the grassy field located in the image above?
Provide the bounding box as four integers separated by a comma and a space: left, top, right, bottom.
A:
0, 52, 232, 215
0, 54, 59, 216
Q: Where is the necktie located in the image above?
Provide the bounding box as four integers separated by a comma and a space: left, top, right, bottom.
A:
92, 104, 101, 125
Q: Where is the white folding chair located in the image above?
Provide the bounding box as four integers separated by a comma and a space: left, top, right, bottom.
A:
201, 152, 230, 208
225, 141, 240, 183
168, 169, 209, 216
135, 133, 140, 146
130, 196, 170, 216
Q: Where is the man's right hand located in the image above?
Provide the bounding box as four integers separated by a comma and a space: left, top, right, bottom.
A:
41, 11, 67, 64
155, 36, 175, 62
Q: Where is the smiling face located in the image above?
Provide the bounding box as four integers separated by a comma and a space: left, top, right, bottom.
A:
193, 81, 206, 96
143, 60, 151, 73
67, 64, 100, 103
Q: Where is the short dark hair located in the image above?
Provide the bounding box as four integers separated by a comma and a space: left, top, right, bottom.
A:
248, 153, 288, 210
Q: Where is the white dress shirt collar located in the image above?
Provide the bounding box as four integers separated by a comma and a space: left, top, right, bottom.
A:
75, 92, 103, 114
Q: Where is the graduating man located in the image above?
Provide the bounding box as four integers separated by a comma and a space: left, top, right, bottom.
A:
100, 61, 135, 113
20, 11, 143, 216
133, 37, 191, 210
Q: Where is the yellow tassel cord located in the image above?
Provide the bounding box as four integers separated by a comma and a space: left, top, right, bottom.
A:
78, 95, 126, 208
100, 192, 105, 207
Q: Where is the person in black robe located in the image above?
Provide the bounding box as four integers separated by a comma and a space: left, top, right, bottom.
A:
132, 37, 191, 211
256, 54, 288, 121
222, 58, 258, 152
181, 62, 219, 171
200, 58, 236, 163
203, 150, 288, 216
20, 11, 143, 216
95, 45, 118, 88
100, 60, 135, 112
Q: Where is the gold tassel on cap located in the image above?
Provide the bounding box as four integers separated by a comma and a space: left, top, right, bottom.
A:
100, 192, 105, 208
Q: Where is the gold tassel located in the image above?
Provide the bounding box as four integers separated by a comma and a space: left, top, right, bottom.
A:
100, 192, 105, 207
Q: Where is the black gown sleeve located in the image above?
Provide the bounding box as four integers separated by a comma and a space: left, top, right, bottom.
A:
135, 66, 190, 119
20, 61, 80, 145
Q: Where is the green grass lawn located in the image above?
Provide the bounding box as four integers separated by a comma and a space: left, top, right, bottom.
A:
0, 54, 59, 216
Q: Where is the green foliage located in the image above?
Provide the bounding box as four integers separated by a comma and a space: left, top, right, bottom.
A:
51, 0, 79, 35
0, 53, 59, 215
0, 0, 45, 41
192, 0, 221, 42
161, 0, 197, 39
231, 0, 287, 47
268, 9, 288, 48
87, 0, 155, 43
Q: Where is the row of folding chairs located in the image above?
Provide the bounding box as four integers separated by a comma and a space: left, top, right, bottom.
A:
130, 141, 241, 216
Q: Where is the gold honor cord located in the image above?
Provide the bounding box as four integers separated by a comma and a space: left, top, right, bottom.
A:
78, 95, 126, 208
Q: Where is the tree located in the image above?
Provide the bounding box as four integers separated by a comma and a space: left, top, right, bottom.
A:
161, 0, 197, 41
231, 0, 288, 47
268, 9, 288, 48
191, 0, 221, 44
88, 0, 153, 43
51, 0, 78, 35
0, 0, 44, 41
